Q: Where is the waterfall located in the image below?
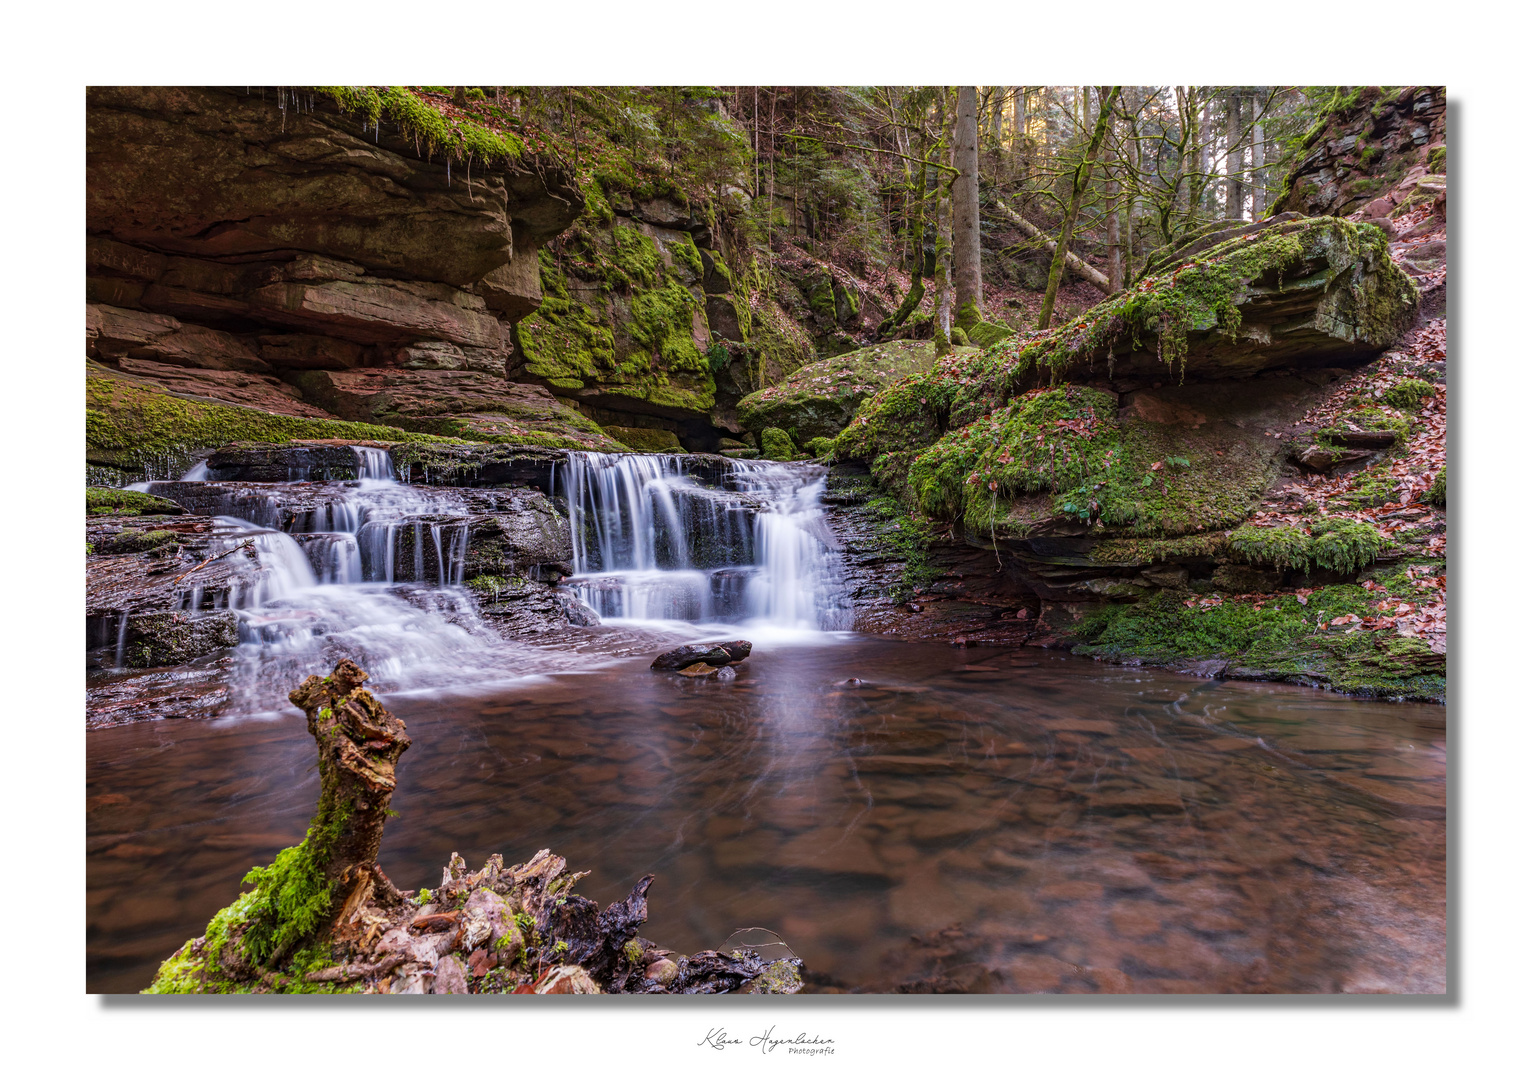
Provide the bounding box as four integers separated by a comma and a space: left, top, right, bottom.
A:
559, 452, 849, 631
109, 445, 850, 710
144, 447, 525, 710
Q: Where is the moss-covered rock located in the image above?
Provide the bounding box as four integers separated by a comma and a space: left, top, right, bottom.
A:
1072, 586, 1444, 701
602, 425, 682, 452
736, 340, 962, 442
964, 320, 1015, 348
87, 368, 463, 478
87, 487, 186, 516
760, 427, 794, 461
511, 229, 717, 420
94, 528, 182, 556
975, 218, 1416, 389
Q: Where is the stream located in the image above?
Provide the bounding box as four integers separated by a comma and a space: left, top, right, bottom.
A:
84, 450, 1446, 993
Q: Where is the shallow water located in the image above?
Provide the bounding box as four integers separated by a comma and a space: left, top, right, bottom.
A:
85, 639, 1445, 994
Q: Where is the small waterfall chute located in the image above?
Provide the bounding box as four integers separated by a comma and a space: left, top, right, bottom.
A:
559, 452, 849, 631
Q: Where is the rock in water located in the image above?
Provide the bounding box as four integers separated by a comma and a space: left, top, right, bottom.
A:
651, 640, 752, 672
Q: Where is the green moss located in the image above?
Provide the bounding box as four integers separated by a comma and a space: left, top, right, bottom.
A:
760, 427, 794, 461
87, 370, 459, 476
962, 218, 1413, 393
666, 234, 705, 278
602, 425, 682, 452
465, 575, 511, 600
1073, 585, 1443, 700
611, 225, 663, 290
965, 320, 1015, 348
1382, 378, 1436, 411
146, 809, 349, 993
1227, 518, 1384, 576
622, 939, 645, 966
86, 486, 184, 516
515, 250, 618, 385
1229, 524, 1312, 572
95, 528, 180, 556
804, 436, 834, 458
863, 493, 942, 602
315, 86, 526, 166
628, 279, 707, 376
1310, 518, 1384, 574
1427, 145, 1447, 173
1091, 534, 1228, 565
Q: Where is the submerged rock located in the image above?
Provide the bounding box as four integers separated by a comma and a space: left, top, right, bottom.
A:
651, 640, 753, 672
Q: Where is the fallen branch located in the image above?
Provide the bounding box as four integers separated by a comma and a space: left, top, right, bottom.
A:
990, 196, 1112, 293
172, 540, 254, 584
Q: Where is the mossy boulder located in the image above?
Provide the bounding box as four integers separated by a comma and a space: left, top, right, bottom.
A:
987, 218, 1416, 388
736, 340, 971, 443
964, 320, 1015, 349
760, 428, 794, 461
87, 487, 186, 516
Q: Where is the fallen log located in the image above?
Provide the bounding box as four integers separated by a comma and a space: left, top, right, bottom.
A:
990, 196, 1112, 293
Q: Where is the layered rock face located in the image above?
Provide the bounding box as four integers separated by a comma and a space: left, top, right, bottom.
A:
1271, 86, 1446, 221
86, 87, 618, 456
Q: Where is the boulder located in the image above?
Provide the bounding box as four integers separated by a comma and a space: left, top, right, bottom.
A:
737, 340, 966, 442
651, 640, 752, 671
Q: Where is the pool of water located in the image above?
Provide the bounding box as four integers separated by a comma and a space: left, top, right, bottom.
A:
86, 638, 1446, 994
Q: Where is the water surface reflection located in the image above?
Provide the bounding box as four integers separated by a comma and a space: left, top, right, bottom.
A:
86, 641, 1445, 993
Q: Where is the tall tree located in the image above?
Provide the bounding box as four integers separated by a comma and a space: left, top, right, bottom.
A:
952, 86, 983, 331
1037, 86, 1120, 331
933, 90, 955, 358
1250, 91, 1266, 218
1226, 88, 1244, 220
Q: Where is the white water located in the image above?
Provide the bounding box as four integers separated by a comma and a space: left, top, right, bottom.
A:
173, 448, 538, 711
117, 446, 851, 710
561, 452, 849, 631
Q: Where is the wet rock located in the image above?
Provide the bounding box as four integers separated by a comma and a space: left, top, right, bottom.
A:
204, 444, 377, 482
651, 640, 752, 671
644, 958, 679, 985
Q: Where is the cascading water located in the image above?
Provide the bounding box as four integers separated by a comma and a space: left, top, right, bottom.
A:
559, 452, 850, 631
109, 445, 850, 713
136, 447, 538, 712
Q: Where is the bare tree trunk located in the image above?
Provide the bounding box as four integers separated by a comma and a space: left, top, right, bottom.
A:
953, 86, 983, 331
1037, 87, 1121, 331
1198, 96, 1214, 214
1251, 98, 1266, 219
1106, 177, 1123, 293
1226, 89, 1244, 220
